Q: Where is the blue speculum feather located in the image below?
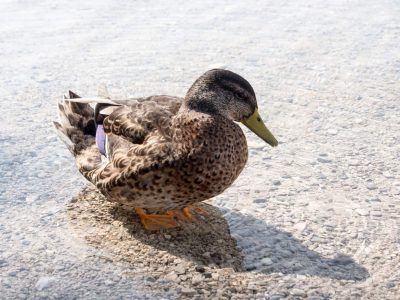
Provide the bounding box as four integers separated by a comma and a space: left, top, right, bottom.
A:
95, 125, 107, 156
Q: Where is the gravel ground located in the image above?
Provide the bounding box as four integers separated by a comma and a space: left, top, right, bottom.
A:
1, 0, 400, 299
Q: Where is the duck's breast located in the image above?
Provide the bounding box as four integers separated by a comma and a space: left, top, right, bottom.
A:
103, 113, 248, 212
171, 113, 248, 205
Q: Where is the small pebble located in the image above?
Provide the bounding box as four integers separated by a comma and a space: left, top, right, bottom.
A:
191, 274, 203, 285
327, 129, 338, 135
35, 277, 56, 291
356, 208, 369, 216
348, 159, 360, 166
181, 287, 196, 296
261, 257, 273, 266
291, 288, 306, 297
317, 157, 332, 163
366, 182, 377, 190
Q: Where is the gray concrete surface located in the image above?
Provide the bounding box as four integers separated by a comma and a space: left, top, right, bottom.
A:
1, 0, 399, 298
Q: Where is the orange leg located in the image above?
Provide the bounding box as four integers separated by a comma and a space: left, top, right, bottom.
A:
135, 208, 178, 231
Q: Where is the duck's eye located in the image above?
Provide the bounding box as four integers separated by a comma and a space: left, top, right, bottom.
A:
235, 91, 246, 100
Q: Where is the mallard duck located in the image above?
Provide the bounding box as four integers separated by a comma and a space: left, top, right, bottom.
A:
54, 69, 278, 230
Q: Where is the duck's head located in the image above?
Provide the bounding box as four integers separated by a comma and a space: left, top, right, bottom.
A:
185, 69, 278, 147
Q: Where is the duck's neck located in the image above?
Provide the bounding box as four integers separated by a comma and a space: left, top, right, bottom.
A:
181, 95, 219, 116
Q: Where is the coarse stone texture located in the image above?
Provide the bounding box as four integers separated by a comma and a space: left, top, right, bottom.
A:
65, 187, 390, 299
1, 0, 400, 298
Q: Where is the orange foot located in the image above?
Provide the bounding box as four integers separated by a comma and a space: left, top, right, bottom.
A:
182, 205, 209, 221
135, 205, 209, 231
135, 208, 178, 231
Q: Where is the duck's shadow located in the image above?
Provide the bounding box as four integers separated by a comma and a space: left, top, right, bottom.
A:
68, 187, 368, 281
219, 209, 369, 281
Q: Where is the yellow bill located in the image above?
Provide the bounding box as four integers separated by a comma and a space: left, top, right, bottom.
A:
241, 109, 278, 147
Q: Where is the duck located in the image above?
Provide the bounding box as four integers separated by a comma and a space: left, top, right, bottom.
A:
54, 69, 278, 230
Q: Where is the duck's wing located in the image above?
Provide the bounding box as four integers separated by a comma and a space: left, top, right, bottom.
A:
56, 93, 183, 191
88, 96, 183, 191
102, 95, 182, 145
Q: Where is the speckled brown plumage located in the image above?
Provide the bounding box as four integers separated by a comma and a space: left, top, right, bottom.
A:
54, 69, 268, 214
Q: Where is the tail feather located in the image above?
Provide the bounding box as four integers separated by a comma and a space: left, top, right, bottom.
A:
54, 91, 103, 176
54, 91, 100, 163
66, 90, 95, 119
69, 90, 80, 99
53, 121, 75, 153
